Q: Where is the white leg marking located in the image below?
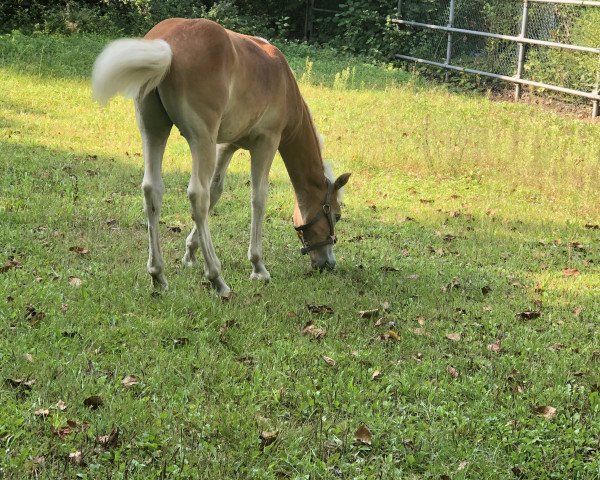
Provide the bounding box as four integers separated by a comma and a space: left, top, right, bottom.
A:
248, 138, 278, 281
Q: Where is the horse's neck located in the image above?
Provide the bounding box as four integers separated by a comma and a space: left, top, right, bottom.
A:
278, 103, 325, 209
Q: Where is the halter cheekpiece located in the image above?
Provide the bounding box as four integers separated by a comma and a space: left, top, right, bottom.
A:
294, 179, 340, 255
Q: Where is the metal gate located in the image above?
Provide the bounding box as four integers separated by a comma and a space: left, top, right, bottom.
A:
394, 0, 600, 118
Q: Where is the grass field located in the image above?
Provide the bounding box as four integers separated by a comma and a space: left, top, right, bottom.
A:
1, 32, 599, 479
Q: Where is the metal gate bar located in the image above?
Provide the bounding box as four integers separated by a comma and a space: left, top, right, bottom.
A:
394, 0, 600, 118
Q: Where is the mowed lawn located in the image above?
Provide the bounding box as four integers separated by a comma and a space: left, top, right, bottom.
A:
0, 33, 599, 479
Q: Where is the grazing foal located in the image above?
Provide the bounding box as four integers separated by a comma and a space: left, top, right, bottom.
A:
92, 18, 350, 296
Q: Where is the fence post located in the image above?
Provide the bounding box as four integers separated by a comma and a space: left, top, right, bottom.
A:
515, 0, 530, 101
304, 0, 315, 42
444, 0, 456, 82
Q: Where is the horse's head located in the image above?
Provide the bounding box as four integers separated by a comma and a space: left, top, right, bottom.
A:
293, 169, 351, 270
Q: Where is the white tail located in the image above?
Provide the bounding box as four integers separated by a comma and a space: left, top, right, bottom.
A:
92, 39, 172, 105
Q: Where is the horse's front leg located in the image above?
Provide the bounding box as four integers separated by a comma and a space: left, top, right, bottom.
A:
248, 137, 278, 281
136, 93, 172, 289
186, 134, 230, 297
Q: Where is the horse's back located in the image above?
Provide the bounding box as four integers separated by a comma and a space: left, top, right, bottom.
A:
144, 18, 293, 144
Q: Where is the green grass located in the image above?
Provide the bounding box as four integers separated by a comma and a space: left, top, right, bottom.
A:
1, 33, 599, 479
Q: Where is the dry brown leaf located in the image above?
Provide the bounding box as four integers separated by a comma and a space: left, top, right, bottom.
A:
306, 304, 334, 315
573, 307, 582, 317
322, 356, 336, 367
25, 304, 45, 325
354, 424, 372, 445
83, 395, 103, 410
6, 378, 35, 390
447, 366, 459, 378
97, 427, 119, 448
68, 451, 83, 465
562, 268, 580, 277
359, 309, 379, 319
51, 426, 73, 438
259, 430, 278, 447
302, 323, 326, 340
374, 317, 385, 327
34, 408, 49, 417
517, 311, 541, 320
458, 461, 469, 471
69, 246, 89, 255
55, 400, 67, 411
534, 405, 557, 419
371, 370, 383, 380
121, 375, 139, 387
384, 330, 400, 341
487, 340, 502, 353
68, 276, 82, 287
0, 259, 22, 273
445, 333, 462, 342
416, 316, 426, 326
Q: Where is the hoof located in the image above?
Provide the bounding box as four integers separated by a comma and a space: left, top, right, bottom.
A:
151, 273, 169, 290
182, 252, 196, 268
250, 270, 271, 282
210, 276, 231, 298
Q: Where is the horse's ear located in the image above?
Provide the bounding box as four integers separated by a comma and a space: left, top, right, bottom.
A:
334, 173, 351, 191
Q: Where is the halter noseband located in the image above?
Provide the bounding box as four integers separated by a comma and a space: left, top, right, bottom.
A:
294, 179, 340, 255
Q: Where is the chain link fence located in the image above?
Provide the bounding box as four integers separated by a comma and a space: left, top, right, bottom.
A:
395, 0, 600, 116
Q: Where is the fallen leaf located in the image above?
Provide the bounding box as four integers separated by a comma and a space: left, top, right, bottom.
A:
219, 319, 237, 336
68, 276, 82, 287
68, 451, 83, 465
306, 304, 334, 315
34, 408, 49, 417
23, 353, 33, 363
550, 343, 566, 352
172, 337, 189, 347
359, 309, 379, 319
416, 316, 426, 326
0, 259, 22, 273
374, 317, 385, 327
259, 430, 278, 448
354, 425, 372, 445
83, 395, 103, 410
383, 330, 400, 341
25, 304, 45, 325
371, 370, 383, 380
445, 333, 462, 342
302, 322, 326, 340
534, 405, 557, 419
5, 378, 35, 390
322, 356, 336, 367
487, 341, 502, 353
61, 303, 69, 313
517, 311, 541, 320
51, 426, 73, 438
381, 301, 391, 312
573, 307, 582, 317
97, 427, 119, 448
447, 366, 459, 378
121, 375, 139, 388
458, 461, 469, 471
32, 456, 45, 465
69, 246, 89, 255
562, 268, 580, 277
56, 400, 67, 411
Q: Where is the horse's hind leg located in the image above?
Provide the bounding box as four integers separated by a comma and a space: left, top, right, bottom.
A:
248, 136, 278, 281
185, 130, 230, 297
183, 142, 237, 267
135, 91, 172, 289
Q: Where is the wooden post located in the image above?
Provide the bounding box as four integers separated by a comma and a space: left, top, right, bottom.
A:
515, 0, 530, 101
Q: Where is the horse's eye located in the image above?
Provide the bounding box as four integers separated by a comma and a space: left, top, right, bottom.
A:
335, 213, 342, 222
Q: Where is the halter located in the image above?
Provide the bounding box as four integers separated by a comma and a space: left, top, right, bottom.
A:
294, 179, 341, 255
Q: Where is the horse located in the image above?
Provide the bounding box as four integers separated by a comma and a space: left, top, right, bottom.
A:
92, 18, 351, 297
